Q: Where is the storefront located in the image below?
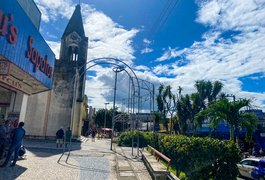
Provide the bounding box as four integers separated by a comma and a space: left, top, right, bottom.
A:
0, 0, 55, 126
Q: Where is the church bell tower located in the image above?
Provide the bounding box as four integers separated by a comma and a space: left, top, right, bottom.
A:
59, 4, 88, 101
47, 4, 88, 137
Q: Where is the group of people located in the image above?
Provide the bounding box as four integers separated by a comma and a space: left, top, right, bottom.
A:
56, 127, 72, 148
85, 129, 104, 142
0, 120, 26, 168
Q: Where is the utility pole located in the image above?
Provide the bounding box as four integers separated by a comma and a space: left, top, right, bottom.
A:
110, 66, 124, 150
104, 102, 109, 137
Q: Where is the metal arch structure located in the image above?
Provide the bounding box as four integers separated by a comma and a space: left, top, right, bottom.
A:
131, 77, 155, 115
79, 60, 140, 115
71, 57, 142, 153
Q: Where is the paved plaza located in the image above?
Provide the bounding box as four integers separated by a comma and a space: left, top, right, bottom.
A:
0, 137, 151, 180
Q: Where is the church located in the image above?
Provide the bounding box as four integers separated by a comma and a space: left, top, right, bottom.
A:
24, 4, 88, 138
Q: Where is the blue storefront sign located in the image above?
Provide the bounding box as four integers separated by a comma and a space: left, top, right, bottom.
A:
0, 0, 55, 89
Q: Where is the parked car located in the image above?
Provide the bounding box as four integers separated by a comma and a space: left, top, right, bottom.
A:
237, 157, 265, 179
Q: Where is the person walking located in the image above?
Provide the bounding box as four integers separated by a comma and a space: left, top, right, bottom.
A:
0, 122, 25, 167
91, 129, 96, 142
0, 120, 5, 158
56, 127, 64, 148
65, 127, 72, 149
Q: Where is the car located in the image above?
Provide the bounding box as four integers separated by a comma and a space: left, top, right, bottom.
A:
237, 157, 265, 180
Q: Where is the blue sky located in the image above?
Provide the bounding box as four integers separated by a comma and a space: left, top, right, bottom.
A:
35, 0, 265, 110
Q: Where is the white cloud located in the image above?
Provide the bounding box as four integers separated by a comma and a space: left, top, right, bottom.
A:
35, 0, 74, 22
143, 38, 151, 45
46, 41, 60, 59
155, 47, 185, 62
141, 38, 153, 54
134, 65, 150, 71
154, 0, 265, 110
82, 6, 139, 64
141, 47, 153, 54
196, 0, 265, 32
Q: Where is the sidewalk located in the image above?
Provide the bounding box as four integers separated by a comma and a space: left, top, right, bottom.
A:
0, 137, 151, 180
114, 145, 152, 180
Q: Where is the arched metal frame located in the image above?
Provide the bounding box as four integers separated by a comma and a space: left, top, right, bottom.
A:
70, 58, 141, 154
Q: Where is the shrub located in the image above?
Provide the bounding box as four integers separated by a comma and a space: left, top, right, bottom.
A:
117, 131, 241, 179
117, 131, 153, 148
158, 135, 241, 180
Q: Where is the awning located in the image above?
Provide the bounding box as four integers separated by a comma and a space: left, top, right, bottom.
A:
0, 59, 50, 94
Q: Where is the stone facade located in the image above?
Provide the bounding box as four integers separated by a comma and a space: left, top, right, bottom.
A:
24, 5, 88, 138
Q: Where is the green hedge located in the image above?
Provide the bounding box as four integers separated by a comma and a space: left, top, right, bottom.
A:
117, 131, 153, 148
118, 131, 241, 180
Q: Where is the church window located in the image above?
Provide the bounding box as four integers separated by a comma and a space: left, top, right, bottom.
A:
68, 46, 79, 61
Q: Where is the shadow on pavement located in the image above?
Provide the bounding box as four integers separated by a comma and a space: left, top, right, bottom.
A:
0, 164, 27, 180
57, 152, 109, 174
58, 160, 109, 173
23, 139, 82, 157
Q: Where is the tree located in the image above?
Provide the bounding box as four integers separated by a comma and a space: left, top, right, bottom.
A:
153, 111, 162, 131
156, 85, 176, 134
164, 86, 177, 134
194, 80, 223, 109
156, 84, 168, 132
193, 80, 223, 128
176, 94, 192, 134
195, 98, 258, 142
94, 109, 112, 128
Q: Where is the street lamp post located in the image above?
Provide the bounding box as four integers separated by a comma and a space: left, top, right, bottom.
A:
110, 66, 124, 150
104, 102, 109, 137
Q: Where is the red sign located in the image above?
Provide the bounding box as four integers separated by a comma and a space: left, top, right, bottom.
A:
0, 11, 18, 44
25, 36, 53, 78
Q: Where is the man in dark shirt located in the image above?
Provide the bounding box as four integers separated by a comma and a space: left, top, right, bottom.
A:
56, 127, 64, 148
0, 122, 25, 167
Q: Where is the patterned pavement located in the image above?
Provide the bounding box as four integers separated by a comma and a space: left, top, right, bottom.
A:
0, 137, 151, 180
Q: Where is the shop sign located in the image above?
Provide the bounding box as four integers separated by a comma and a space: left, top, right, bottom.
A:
0, 0, 55, 89
0, 75, 31, 94
25, 36, 53, 78
0, 60, 10, 75
0, 10, 53, 78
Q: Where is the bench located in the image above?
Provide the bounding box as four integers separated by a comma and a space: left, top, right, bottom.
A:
142, 145, 171, 180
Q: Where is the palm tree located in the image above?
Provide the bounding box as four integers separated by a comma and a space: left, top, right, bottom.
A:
195, 98, 258, 142
194, 80, 223, 109
156, 85, 176, 133
163, 86, 177, 134
193, 80, 223, 128
176, 94, 192, 134
156, 84, 168, 132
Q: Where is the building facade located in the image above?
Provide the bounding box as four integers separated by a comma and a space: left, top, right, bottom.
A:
24, 4, 88, 138
0, 0, 55, 128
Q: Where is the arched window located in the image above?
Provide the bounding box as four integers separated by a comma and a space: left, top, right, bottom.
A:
68, 46, 79, 61
73, 47, 79, 61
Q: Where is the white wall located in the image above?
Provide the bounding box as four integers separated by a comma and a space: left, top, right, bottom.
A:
24, 91, 49, 136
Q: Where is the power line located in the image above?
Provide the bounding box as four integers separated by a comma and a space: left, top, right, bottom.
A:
148, 0, 172, 38
148, 0, 180, 39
